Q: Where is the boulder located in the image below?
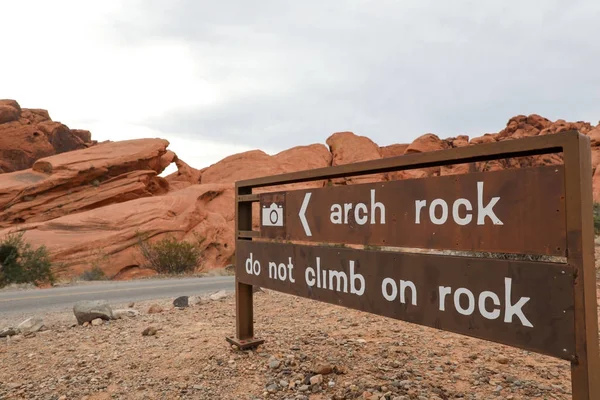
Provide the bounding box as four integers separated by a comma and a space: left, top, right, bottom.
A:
490, 114, 593, 140
173, 296, 189, 308
17, 317, 44, 333
113, 309, 140, 319
0, 327, 19, 338
73, 300, 114, 324
440, 135, 472, 176
201, 143, 331, 187
71, 129, 92, 143
201, 150, 282, 185
326, 132, 383, 184
142, 326, 158, 336
470, 134, 497, 145
147, 304, 163, 314
404, 133, 448, 154
387, 133, 448, 181
208, 290, 230, 301
0, 100, 93, 173
0, 104, 20, 124
380, 143, 409, 158
587, 125, 600, 147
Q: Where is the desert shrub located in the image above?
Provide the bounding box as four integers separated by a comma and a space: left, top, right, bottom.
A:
0, 232, 54, 287
137, 232, 204, 275
79, 265, 107, 281
78, 250, 109, 281
593, 203, 600, 235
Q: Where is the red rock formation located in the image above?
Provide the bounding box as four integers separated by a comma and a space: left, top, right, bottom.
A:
0, 139, 171, 228
326, 131, 382, 184
0, 100, 94, 174
0, 184, 234, 278
201, 144, 332, 189
2, 103, 600, 281
380, 143, 409, 158
0, 100, 21, 124
165, 157, 202, 191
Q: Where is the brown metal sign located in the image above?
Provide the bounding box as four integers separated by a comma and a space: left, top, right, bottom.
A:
260, 165, 567, 256
228, 132, 600, 399
236, 240, 575, 360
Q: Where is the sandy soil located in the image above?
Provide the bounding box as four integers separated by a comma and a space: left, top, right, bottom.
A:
1, 283, 599, 400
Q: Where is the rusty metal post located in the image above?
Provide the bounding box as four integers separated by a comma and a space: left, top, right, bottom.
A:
563, 133, 600, 399
225, 184, 264, 350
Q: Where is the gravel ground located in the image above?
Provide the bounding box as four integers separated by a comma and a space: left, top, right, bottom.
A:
1, 284, 598, 400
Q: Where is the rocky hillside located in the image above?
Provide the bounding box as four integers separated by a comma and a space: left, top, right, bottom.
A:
1, 99, 599, 280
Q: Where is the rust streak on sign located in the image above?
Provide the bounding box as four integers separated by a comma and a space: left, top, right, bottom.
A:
260, 165, 566, 256
236, 240, 575, 360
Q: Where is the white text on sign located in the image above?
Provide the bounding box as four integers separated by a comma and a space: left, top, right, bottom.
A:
244, 252, 534, 328
330, 189, 386, 225
415, 182, 503, 225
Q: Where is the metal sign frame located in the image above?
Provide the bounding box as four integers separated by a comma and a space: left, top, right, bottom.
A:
226, 130, 599, 399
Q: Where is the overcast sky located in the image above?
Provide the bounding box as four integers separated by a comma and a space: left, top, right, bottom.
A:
2, 1, 599, 173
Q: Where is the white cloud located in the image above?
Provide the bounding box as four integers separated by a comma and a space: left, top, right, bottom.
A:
1, 0, 599, 167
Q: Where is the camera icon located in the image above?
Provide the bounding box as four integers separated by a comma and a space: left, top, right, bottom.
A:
262, 203, 284, 227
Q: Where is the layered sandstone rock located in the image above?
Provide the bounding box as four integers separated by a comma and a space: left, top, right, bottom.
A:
0, 184, 234, 278
0, 100, 94, 173
0, 138, 171, 228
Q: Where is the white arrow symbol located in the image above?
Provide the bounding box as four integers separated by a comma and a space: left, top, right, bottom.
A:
299, 192, 312, 236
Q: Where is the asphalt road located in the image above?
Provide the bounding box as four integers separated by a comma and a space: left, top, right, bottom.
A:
0, 276, 235, 315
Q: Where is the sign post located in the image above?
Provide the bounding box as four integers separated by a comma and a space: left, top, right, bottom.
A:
226, 131, 600, 399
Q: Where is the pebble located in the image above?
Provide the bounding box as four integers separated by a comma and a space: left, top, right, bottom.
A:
496, 356, 510, 364
147, 304, 163, 314
266, 384, 278, 393
313, 363, 333, 375
142, 327, 157, 336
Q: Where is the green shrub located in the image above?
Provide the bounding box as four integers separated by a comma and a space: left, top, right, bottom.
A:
79, 265, 107, 281
594, 203, 600, 235
137, 233, 204, 275
0, 232, 54, 287
78, 250, 109, 281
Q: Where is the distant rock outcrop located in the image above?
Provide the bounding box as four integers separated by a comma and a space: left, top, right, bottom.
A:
0, 100, 94, 173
